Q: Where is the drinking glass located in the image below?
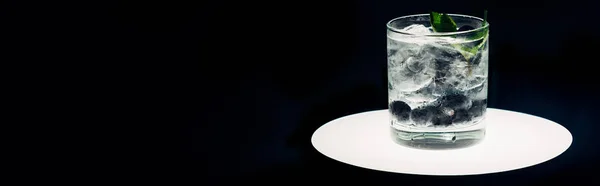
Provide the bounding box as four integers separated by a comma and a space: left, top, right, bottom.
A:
387, 14, 489, 149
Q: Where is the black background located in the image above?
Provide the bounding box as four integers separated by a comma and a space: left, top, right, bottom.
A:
7, 0, 600, 184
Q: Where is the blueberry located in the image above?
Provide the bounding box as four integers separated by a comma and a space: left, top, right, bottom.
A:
410, 106, 434, 125
389, 101, 411, 121
458, 25, 475, 31
440, 94, 472, 110
434, 58, 452, 69
431, 107, 454, 126
452, 109, 471, 123
469, 99, 487, 118
432, 116, 453, 126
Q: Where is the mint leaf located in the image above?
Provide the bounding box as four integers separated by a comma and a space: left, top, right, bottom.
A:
466, 10, 489, 75
430, 12, 457, 32
476, 10, 489, 46
484, 10, 488, 26
429, 11, 489, 76
465, 10, 488, 60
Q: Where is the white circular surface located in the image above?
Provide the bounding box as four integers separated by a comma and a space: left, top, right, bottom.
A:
311, 108, 572, 176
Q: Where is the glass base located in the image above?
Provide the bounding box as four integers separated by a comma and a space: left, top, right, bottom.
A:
391, 127, 485, 150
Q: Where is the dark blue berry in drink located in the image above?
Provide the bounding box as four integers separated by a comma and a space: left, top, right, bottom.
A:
410, 106, 434, 125
441, 94, 472, 110
390, 101, 411, 121
432, 107, 454, 126
469, 99, 487, 118
452, 109, 471, 123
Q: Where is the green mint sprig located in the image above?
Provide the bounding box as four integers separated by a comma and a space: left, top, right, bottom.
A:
429, 12, 457, 32
429, 10, 488, 46
430, 10, 488, 75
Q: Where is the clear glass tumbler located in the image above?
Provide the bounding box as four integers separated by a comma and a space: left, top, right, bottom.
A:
387, 14, 489, 149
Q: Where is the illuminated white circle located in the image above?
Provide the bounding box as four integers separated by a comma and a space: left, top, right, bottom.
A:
311, 108, 572, 176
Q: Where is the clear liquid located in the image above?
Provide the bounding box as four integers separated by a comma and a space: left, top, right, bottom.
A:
387, 32, 488, 133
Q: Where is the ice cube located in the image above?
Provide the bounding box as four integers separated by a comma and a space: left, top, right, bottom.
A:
405, 57, 427, 73
467, 81, 487, 100
388, 60, 434, 92
388, 44, 435, 92
434, 60, 471, 89
401, 81, 443, 108
421, 43, 489, 94
425, 43, 466, 64
419, 43, 468, 87
453, 74, 487, 95
401, 24, 433, 35
457, 57, 488, 96
388, 41, 422, 66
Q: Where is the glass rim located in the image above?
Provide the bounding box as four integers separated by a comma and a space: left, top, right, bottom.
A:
386, 13, 489, 36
